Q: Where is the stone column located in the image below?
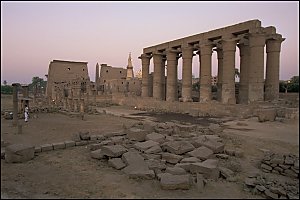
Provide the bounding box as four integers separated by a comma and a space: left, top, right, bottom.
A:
237, 41, 250, 104
22, 85, 29, 98
95, 63, 99, 88
214, 47, 223, 101
153, 53, 164, 100
221, 39, 237, 104
139, 54, 151, 98
12, 83, 19, 126
248, 33, 266, 103
265, 37, 285, 101
166, 50, 178, 101
199, 43, 213, 102
181, 48, 194, 102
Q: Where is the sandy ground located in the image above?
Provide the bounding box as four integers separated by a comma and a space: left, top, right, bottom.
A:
1, 95, 299, 199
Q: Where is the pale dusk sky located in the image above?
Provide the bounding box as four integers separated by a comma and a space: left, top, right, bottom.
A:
1, 1, 299, 84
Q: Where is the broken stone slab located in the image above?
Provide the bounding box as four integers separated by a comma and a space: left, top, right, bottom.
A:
122, 151, 145, 166
126, 127, 147, 142
293, 159, 299, 169
78, 130, 90, 140
75, 141, 88, 146
194, 139, 224, 153
202, 135, 223, 142
108, 158, 126, 170
134, 140, 159, 152
96, 135, 105, 141
190, 159, 219, 180
89, 143, 102, 151
161, 152, 183, 164
52, 142, 66, 150
99, 140, 113, 146
187, 146, 214, 160
145, 132, 165, 143
257, 108, 277, 122
244, 177, 256, 187
110, 136, 125, 144
175, 163, 193, 172
161, 141, 195, 155
283, 169, 298, 178
219, 167, 234, 179
142, 153, 161, 160
105, 131, 126, 138
101, 145, 128, 158
5, 144, 35, 163
90, 135, 98, 141
175, 124, 197, 132
146, 159, 167, 171
34, 146, 42, 153
144, 145, 162, 154
127, 169, 156, 180
165, 167, 187, 175
180, 157, 201, 163
160, 173, 191, 190
90, 149, 105, 159
270, 155, 284, 165
41, 144, 53, 152
64, 140, 75, 148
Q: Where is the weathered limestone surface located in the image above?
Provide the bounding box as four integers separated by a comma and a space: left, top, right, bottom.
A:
5, 144, 35, 163
64, 140, 75, 148
134, 140, 159, 152
108, 158, 126, 170
257, 108, 277, 122
162, 152, 183, 164
187, 146, 214, 160
53, 142, 66, 150
145, 132, 165, 143
126, 128, 147, 142
162, 141, 195, 155
101, 145, 128, 157
41, 144, 53, 152
190, 159, 219, 180
160, 173, 191, 190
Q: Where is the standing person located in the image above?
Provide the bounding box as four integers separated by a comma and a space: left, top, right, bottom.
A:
24, 105, 29, 122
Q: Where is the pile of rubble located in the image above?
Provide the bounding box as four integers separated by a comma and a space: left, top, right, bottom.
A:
261, 152, 299, 178
244, 173, 299, 199
85, 121, 240, 190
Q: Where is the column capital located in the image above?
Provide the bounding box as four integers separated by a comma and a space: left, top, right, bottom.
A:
199, 43, 213, 56
181, 47, 194, 59
221, 39, 237, 52
166, 50, 178, 61
138, 53, 152, 59
266, 38, 285, 53
248, 33, 266, 48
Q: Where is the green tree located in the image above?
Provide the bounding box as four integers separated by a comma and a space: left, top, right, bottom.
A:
3, 80, 7, 86
1, 85, 13, 94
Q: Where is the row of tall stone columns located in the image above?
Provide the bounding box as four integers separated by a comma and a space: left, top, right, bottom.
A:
140, 33, 284, 104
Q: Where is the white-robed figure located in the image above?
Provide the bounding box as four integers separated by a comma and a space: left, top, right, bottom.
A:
24, 105, 29, 122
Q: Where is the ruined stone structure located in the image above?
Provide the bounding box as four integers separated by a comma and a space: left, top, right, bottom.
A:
139, 19, 285, 104
46, 60, 90, 101
96, 54, 142, 96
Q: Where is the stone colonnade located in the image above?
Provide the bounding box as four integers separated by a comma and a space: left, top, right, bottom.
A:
139, 20, 285, 104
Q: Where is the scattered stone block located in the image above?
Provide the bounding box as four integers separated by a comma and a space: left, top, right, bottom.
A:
142, 153, 161, 160
244, 177, 256, 187
41, 144, 53, 152
162, 141, 195, 155
255, 185, 266, 192
145, 132, 165, 143
165, 167, 187, 175
108, 158, 126, 170
111, 136, 125, 144
90, 149, 105, 159
190, 159, 219, 180
64, 140, 75, 148
90, 135, 98, 141
175, 124, 196, 132
75, 141, 88, 146
284, 156, 294, 165
197, 139, 224, 153
101, 145, 127, 157
122, 151, 145, 166
34, 146, 42, 153
187, 146, 214, 160
175, 163, 192, 172
127, 169, 155, 180
261, 163, 272, 171
208, 123, 222, 134
134, 140, 159, 152
53, 142, 66, 150
160, 173, 190, 190
126, 128, 147, 142
144, 145, 162, 154
5, 144, 35, 163
89, 143, 102, 151
180, 157, 201, 163
146, 159, 167, 171
161, 152, 183, 164
79, 130, 90, 140
219, 167, 234, 179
